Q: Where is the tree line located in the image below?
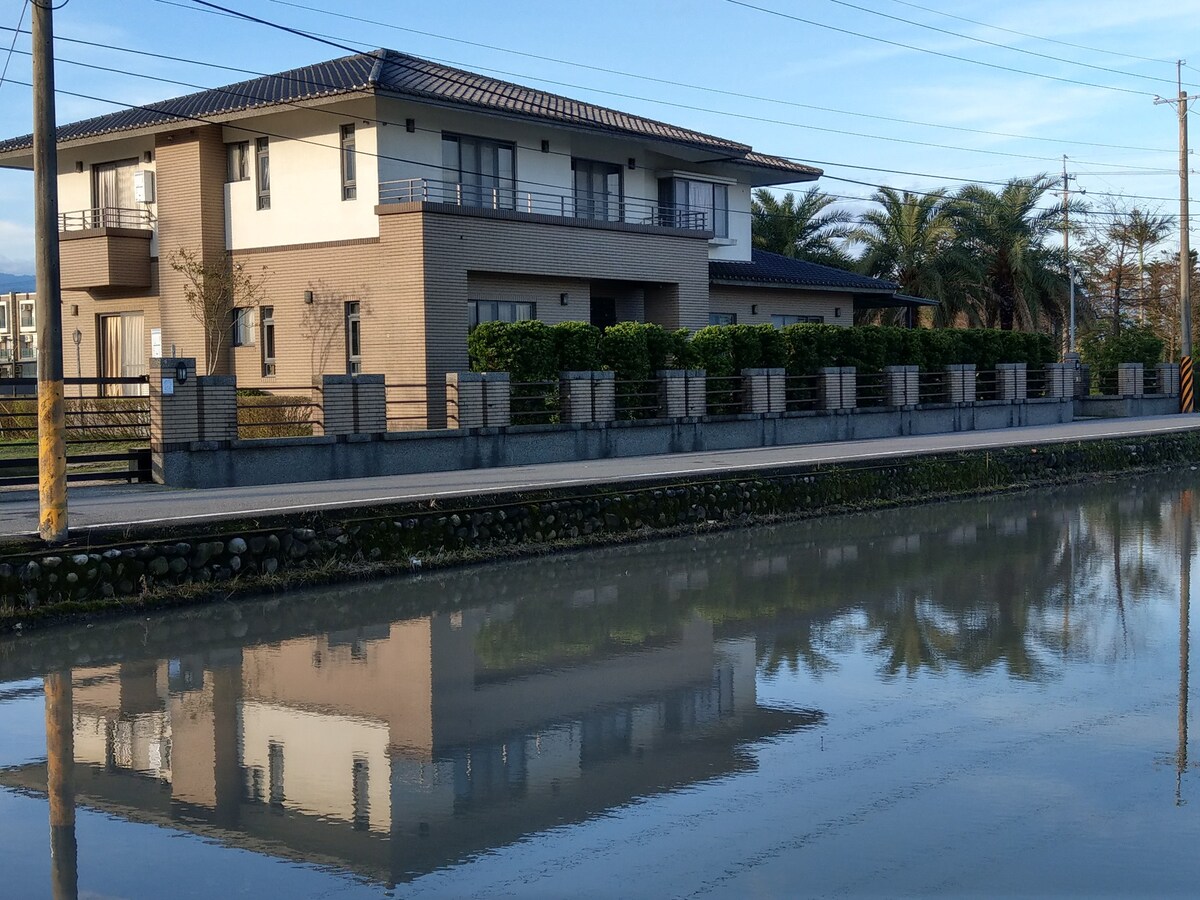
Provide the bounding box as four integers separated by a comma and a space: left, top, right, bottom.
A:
753, 176, 1194, 354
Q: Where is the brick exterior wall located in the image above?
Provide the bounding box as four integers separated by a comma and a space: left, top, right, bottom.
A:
59, 229, 152, 291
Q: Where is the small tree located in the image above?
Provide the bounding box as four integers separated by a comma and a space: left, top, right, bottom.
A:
169, 248, 268, 375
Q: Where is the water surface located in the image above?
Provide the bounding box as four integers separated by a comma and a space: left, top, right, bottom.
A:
3, 473, 1199, 897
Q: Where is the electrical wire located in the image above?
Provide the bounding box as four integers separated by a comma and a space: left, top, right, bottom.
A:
0, 0, 28, 92
724, 0, 1158, 98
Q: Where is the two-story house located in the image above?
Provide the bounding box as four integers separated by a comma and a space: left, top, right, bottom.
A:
0, 49, 912, 425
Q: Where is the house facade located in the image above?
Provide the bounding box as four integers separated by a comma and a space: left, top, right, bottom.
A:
0, 49, 908, 425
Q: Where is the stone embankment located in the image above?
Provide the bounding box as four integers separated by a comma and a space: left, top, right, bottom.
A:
3, 431, 1199, 625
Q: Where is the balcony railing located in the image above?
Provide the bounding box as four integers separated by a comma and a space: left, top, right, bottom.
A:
379, 178, 710, 231
59, 207, 154, 232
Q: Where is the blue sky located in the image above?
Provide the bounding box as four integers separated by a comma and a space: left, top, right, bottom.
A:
2, 0, 1200, 274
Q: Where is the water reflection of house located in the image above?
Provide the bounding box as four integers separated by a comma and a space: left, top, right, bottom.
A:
6, 608, 820, 886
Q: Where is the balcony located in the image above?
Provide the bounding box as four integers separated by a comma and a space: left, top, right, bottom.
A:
378, 178, 711, 234
59, 207, 154, 292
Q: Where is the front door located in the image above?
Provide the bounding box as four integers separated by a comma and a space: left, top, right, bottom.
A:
590, 297, 617, 330
99, 312, 146, 396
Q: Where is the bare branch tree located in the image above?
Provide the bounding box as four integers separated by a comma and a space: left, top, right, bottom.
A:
168, 248, 268, 375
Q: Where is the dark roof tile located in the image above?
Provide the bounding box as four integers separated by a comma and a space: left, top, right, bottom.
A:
710, 250, 898, 292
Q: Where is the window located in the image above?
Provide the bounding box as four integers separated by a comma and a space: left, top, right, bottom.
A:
572, 158, 622, 221
771, 314, 824, 328
255, 137, 271, 210
345, 301, 361, 375
468, 300, 535, 330
708, 312, 737, 326
340, 124, 357, 201
441, 133, 516, 209
232, 307, 257, 346
660, 177, 728, 237
260, 306, 276, 376
19, 301, 34, 331
226, 141, 250, 183
0, 300, 7, 332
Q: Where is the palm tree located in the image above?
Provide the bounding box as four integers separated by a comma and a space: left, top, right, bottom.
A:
852, 186, 980, 326
751, 187, 855, 268
951, 175, 1068, 331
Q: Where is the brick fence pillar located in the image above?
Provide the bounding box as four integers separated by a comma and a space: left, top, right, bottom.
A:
1045, 363, 1074, 399
996, 363, 1027, 401
315, 375, 386, 436
560, 371, 615, 423
657, 370, 706, 418
196, 375, 237, 441
149, 357, 198, 484
741, 367, 786, 414
1157, 362, 1181, 396
884, 365, 918, 407
819, 366, 856, 410
946, 364, 976, 404
1118, 362, 1144, 397
447, 372, 511, 428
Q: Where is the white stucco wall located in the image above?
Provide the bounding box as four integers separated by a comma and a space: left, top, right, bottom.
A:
224, 98, 380, 250
56, 135, 159, 255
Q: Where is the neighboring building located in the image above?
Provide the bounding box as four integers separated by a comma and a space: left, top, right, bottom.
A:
0, 291, 36, 378
0, 49, 912, 424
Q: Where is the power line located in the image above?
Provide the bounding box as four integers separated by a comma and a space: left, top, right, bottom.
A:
819, 0, 1187, 90
725, 0, 1159, 98
0, 0, 28, 92
883, 0, 1177, 66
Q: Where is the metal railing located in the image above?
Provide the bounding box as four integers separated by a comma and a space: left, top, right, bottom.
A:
235, 388, 318, 439
783, 373, 822, 412
509, 380, 561, 425
854, 372, 887, 409
614, 378, 661, 420
379, 178, 710, 231
917, 371, 951, 405
705, 376, 744, 415
59, 207, 155, 231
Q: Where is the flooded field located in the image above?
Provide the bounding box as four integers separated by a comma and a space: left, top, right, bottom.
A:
2, 471, 1199, 897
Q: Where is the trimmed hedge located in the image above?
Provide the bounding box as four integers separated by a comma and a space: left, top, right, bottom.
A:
469, 321, 1059, 378
1079, 325, 1164, 392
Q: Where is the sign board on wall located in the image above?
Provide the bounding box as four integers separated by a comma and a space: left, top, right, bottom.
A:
150, 328, 162, 359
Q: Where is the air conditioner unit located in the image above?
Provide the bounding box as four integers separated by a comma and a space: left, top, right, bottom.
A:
134, 170, 156, 204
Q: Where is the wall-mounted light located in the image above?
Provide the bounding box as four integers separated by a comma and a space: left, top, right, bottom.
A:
627, 157, 636, 170
74, 161, 83, 173
143, 150, 153, 163
834, 307, 842, 318
560, 293, 569, 306
176, 361, 189, 384
405, 118, 415, 133
751, 304, 758, 315
304, 290, 314, 304
541, 139, 550, 153
71, 304, 79, 317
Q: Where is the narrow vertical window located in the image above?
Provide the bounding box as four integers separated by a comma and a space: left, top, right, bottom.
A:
340, 124, 356, 201
345, 301, 361, 375
226, 142, 250, 182
260, 306, 276, 376
231, 307, 256, 347
256, 136, 271, 210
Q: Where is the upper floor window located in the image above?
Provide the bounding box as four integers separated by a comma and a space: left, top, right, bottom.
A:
256, 137, 271, 210
441, 134, 515, 209
771, 314, 824, 328
573, 159, 622, 222
660, 177, 728, 237
0, 300, 8, 332
468, 299, 535, 330
345, 301, 361, 375
232, 307, 257, 346
260, 306, 276, 376
340, 125, 357, 201
227, 142, 250, 183
708, 312, 737, 326
19, 301, 35, 331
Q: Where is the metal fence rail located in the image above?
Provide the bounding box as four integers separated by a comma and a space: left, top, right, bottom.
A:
235, 387, 317, 439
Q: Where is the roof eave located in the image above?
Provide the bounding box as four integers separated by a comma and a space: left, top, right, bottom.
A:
710, 276, 895, 294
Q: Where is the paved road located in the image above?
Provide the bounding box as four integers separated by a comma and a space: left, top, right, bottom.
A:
2, 414, 1198, 540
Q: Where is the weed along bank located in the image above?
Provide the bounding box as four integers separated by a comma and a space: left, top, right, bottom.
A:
4, 430, 1200, 618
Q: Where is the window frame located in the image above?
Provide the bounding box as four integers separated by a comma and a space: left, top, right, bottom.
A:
770, 314, 825, 328
661, 177, 729, 237
255, 136, 271, 210
571, 158, 623, 222
340, 124, 357, 201
708, 312, 737, 326
345, 301, 361, 375
231, 306, 257, 347
18, 300, 35, 331
226, 141, 250, 183
0, 300, 8, 332
441, 132, 517, 209
467, 299, 536, 330
260, 305, 276, 377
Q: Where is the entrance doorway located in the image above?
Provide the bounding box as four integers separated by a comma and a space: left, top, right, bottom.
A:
99, 312, 147, 396
590, 297, 617, 329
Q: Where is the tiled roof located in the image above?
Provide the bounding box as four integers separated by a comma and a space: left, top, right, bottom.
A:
0, 50, 812, 169
710, 250, 899, 292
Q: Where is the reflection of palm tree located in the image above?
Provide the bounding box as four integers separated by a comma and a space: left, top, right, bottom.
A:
867, 592, 957, 678
757, 620, 838, 679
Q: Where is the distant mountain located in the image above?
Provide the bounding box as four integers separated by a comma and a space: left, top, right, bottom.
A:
0, 273, 35, 293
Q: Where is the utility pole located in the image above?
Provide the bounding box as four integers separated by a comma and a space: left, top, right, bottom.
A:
1157, 61, 1194, 413
32, 0, 68, 541
1061, 155, 1077, 357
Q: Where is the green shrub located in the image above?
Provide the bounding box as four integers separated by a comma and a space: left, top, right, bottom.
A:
1079, 325, 1164, 393
553, 321, 603, 373
236, 389, 314, 439
468, 320, 558, 383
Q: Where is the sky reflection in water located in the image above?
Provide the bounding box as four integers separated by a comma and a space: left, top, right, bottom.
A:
2, 471, 1199, 898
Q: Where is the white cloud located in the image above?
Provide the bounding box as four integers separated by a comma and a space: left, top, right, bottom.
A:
0, 220, 35, 275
